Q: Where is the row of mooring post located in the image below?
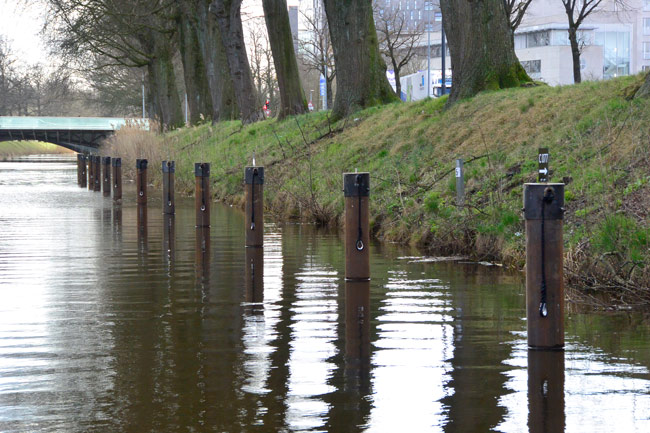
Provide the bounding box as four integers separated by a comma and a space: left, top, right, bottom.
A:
75, 147, 564, 353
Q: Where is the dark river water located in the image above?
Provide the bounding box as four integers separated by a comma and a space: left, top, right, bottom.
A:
0, 155, 649, 432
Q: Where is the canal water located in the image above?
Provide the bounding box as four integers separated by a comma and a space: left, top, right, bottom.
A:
0, 155, 649, 432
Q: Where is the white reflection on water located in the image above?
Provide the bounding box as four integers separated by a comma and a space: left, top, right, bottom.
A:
241, 228, 283, 396
285, 256, 339, 432
369, 270, 454, 432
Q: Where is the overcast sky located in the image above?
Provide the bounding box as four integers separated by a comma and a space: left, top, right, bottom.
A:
0, 0, 47, 65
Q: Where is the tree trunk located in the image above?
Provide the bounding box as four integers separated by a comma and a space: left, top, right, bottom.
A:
322, 0, 398, 119
440, 0, 531, 104
147, 39, 184, 130
178, 1, 214, 124
392, 58, 402, 99
568, 27, 582, 84
210, 0, 263, 124
197, 0, 238, 121
262, 0, 307, 119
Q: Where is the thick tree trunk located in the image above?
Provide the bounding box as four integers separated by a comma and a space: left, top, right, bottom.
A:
440, 0, 531, 104
262, 0, 307, 119
210, 0, 263, 124
197, 0, 238, 121
322, 0, 398, 119
178, 1, 214, 124
147, 40, 184, 129
568, 28, 582, 84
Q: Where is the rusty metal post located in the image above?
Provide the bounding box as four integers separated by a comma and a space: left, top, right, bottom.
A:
245, 247, 264, 304
195, 227, 211, 282
344, 173, 370, 281
528, 350, 565, 433
102, 156, 111, 197
524, 183, 565, 349
112, 158, 122, 202
87, 155, 94, 190
345, 280, 370, 360
195, 163, 210, 227
136, 159, 148, 205
162, 160, 175, 215
245, 166, 264, 247
93, 156, 101, 192
78, 154, 87, 188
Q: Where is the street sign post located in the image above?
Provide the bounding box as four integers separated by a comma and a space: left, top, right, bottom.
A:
319, 74, 327, 110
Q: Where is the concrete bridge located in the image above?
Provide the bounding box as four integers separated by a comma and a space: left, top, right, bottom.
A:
0, 117, 148, 154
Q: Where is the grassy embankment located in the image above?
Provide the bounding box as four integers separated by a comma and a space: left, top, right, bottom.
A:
105, 75, 650, 308
0, 141, 74, 159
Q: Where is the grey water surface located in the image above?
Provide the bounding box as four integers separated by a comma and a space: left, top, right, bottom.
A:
0, 155, 649, 432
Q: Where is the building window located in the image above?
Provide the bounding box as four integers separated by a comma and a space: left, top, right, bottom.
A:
521, 60, 542, 75
527, 31, 550, 48
644, 42, 650, 60
595, 31, 630, 79
645, 0, 650, 11
643, 65, 650, 72
424, 1, 433, 11
645, 18, 650, 35
434, 11, 442, 22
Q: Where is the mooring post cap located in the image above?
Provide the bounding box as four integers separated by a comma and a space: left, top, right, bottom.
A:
523, 183, 565, 220
112, 158, 121, 167
343, 172, 370, 197
245, 166, 265, 184
136, 159, 148, 170
103, 156, 111, 165
162, 160, 176, 173
195, 162, 210, 177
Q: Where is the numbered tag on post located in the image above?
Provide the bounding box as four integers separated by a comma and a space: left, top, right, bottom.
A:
538, 148, 549, 182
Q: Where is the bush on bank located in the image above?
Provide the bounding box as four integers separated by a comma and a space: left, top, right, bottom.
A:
105, 74, 650, 308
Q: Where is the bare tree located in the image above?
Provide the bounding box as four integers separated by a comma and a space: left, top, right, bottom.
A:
0, 36, 17, 115
248, 18, 276, 113
561, 0, 627, 84
374, 5, 424, 98
297, 5, 335, 108
503, 0, 533, 33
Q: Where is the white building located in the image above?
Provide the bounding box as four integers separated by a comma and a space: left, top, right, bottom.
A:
516, 0, 650, 85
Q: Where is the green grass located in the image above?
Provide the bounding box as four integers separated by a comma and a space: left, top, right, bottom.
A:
106, 74, 650, 304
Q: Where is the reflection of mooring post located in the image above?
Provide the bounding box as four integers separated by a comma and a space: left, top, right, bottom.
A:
195, 227, 211, 282
524, 183, 565, 349
87, 156, 95, 190
162, 160, 175, 215
78, 154, 87, 188
112, 158, 122, 202
455, 158, 464, 206
93, 156, 101, 192
344, 172, 370, 281
528, 350, 565, 433
195, 163, 211, 227
136, 159, 148, 205
163, 214, 175, 264
245, 247, 264, 304
345, 280, 370, 360
245, 166, 264, 247
137, 204, 147, 245
102, 156, 111, 197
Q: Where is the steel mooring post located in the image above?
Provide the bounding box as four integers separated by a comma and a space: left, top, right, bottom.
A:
195, 163, 210, 227
78, 154, 87, 188
245, 247, 264, 305
345, 280, 370, 360
112, 158, 122, 202
136, 159, 148, 205
524, 183, 565, 349
93, 156, 101, 192
528, 350, 565, 433
344, 173, 370, 281
102, 157, 111, 197
162, 161, 175, 215
245, 166, 264, 247
87, 156, 94, 190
